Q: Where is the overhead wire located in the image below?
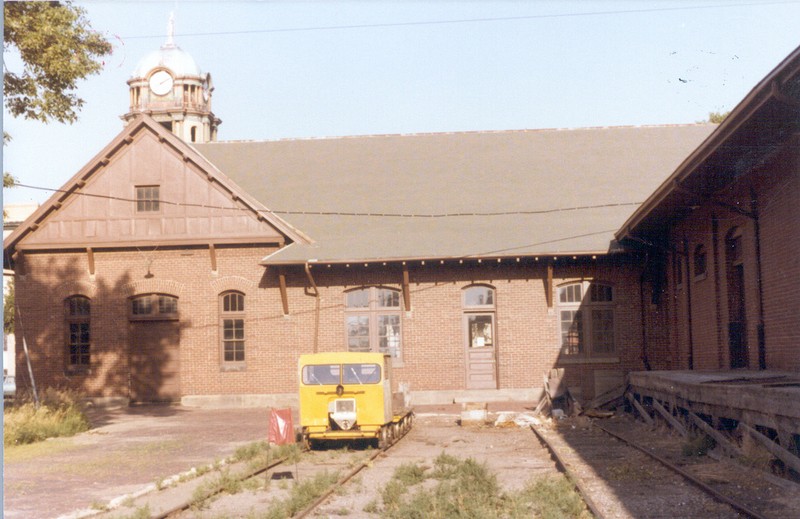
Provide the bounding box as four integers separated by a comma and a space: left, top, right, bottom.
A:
118, 1, 800, 40
12, 182, 642, 219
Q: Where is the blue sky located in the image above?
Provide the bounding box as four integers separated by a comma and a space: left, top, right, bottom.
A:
3, 0, 800, 206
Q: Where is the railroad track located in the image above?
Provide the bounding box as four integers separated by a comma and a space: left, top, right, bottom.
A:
293, 420, 411, 518
146, 422, 414, 519
531, 419, 785, 519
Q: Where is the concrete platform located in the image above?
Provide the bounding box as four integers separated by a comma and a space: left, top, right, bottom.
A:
628, 370, 800, 435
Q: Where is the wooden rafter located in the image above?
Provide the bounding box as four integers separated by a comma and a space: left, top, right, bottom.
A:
278, 269, 289, 316
208, 244, 217, 272
87, 248, 95, 276
402, 266, 411, 312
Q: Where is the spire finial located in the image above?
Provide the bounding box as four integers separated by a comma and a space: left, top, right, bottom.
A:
165, 12, 175, 47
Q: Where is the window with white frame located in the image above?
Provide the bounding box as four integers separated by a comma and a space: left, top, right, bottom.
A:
345, 287, 402, 360
220, 291, 245, 366
558, 281, 616, 357
463, 285, 496, 349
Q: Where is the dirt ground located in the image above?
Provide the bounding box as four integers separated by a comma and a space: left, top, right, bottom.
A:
3, 402, 544, 519
6, 402, 798, 519
191, 406, 560, 518
3, 405, 270, 519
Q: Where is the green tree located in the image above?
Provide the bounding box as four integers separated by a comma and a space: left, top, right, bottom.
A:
4, 1, 112, 123
4, 134, 16, 188
3, 171, 16, 188
4, 281, 14, 335
707, 111, 730, 124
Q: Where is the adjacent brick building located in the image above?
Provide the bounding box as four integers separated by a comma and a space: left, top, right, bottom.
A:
618, 44, 800, 375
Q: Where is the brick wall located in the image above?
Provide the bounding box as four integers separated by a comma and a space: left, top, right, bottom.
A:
664, 138, 799, 372
15, 247, 653, 402
755, 139, 800, 370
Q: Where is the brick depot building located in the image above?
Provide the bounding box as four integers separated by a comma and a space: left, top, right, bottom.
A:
4, 39, 799, 407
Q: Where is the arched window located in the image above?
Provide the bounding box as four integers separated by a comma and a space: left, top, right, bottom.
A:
129, 294, 178, 320
463, 285, 494, 308
190, 126, 197, 142
693, 244, 707, 279
220, 291, 245, 366
673, 251, 684, 289
462, 285, 496, 350
557, 281, 615, 357
65, 296, 91, 368
345, 287, 402, 360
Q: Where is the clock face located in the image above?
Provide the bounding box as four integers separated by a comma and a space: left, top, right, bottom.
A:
149, 70, 173, 96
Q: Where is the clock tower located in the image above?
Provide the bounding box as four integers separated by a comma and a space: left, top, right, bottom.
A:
122, 15, 220, 143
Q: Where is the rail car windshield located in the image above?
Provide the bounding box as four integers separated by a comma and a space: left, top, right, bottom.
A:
302, 363, 381, 385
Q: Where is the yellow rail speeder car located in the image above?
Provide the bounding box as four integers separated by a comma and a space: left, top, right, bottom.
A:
298, 352, 413, 448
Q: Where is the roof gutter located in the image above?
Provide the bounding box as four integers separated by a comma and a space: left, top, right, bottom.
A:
260, 250, 618, 267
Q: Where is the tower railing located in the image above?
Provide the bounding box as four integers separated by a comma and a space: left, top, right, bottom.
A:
130, 98, 208, 112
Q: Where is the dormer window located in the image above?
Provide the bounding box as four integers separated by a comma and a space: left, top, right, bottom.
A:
136, 185, 160, 212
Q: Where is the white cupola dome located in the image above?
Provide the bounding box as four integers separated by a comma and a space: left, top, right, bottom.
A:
131, 15, 201, 79
122, 13, 220, 143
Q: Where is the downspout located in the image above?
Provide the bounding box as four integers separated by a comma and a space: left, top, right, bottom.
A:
711, 215, 724, 369
751, 188, 767, 370
683, 239, 695, 370
638, 252, 652, 371
304, 263, 321, 353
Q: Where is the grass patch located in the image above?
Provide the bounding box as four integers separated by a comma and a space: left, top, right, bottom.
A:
393, 462, 427, 486
260, 470, 340, 519
370, 453, 591, 519
682, 434, 715, 457
3, 436, 80, 462
514, 475, 592, 519
3, 388, 90, 446
190, 469, 243, 510
242, 442, 305, 471
234, 440, 270, 462
116, 504, 151, 519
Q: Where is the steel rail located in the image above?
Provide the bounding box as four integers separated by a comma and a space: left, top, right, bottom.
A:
293, 416, 414, 519
594, 422, 770, 519
529, 424, 607, 519
152, 453, 294, 519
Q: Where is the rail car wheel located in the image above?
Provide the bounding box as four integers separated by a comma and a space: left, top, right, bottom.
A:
378, 426, 389, 449
392, 422, 401, 439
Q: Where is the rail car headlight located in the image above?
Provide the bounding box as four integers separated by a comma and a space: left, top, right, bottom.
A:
328, 398, 357, 430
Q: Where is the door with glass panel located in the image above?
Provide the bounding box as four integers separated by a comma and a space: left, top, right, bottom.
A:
463, 286, 497, 389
